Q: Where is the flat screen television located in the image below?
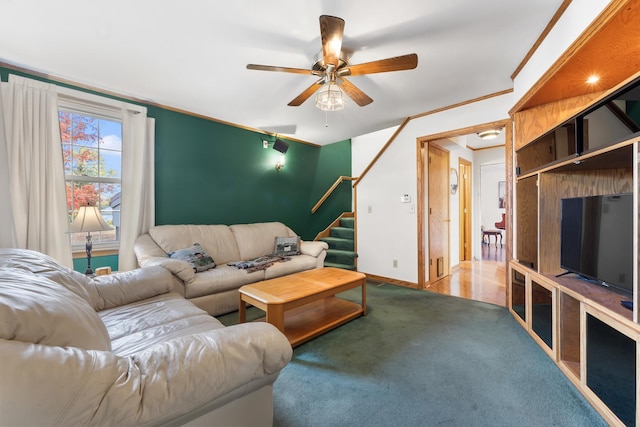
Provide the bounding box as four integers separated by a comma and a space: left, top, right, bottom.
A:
560, 193, 634, 295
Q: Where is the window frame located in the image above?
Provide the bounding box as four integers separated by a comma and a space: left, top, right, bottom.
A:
59, 98, 124, 253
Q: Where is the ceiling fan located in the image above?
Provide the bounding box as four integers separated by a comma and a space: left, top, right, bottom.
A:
246, 15, 418, 109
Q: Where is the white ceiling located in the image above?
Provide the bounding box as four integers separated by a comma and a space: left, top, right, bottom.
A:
0, 1, 564, 146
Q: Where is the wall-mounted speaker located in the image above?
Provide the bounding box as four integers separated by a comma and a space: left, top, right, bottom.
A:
273, 138, 289, 154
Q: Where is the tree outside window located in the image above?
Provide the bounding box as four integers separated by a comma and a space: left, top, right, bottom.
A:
60, 110, 122, 248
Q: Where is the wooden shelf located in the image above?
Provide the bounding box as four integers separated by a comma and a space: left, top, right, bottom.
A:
254, 296, 364, 347
551, 275, 633, 323
509, 263, 639, 426
516, 138, 636, 181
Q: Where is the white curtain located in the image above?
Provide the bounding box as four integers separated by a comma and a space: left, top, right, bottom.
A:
119, 111, 155, 271
0, 76, 73, 267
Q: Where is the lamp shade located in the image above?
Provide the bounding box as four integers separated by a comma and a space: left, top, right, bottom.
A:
68, 206, 113, 233
315, 82, 345, 111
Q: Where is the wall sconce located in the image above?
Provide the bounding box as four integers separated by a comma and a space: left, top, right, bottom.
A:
262, 137, 289, 171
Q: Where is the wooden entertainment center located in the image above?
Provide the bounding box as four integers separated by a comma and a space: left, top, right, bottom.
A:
509, 2, 640, 426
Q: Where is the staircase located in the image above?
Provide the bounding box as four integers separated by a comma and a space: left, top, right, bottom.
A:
320, 216, 357, 270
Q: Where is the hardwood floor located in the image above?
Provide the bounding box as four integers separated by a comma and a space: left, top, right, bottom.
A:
425, 256, 507, 307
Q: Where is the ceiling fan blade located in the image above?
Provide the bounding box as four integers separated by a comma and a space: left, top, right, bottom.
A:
247, 64, 314, 75
339, 77, 373, 106
288, 78, 324, 106
320, 15, 344, 67
343, 53, 418, 76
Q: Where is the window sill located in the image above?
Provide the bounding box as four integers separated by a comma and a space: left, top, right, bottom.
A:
72, 248, 119, 259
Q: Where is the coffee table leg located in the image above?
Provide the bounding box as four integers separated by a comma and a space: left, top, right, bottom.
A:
239, 296, 247, 323
361, 280, 367, 315
266, 305, 285, 333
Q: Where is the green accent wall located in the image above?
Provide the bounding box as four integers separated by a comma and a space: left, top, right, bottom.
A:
1, 66, 352, 270
148, 106, 352, 240
73, 254, 119, 273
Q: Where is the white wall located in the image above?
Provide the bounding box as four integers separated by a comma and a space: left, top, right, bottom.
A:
353, 94, 513, 284
353, 0, 609, 285
352, 126, 399, 176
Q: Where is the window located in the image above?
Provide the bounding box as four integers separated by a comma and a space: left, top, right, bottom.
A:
59, 106, 122, 250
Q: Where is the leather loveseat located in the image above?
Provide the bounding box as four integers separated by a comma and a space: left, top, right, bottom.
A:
134, 222, 328, 316
0, 248, 292, 426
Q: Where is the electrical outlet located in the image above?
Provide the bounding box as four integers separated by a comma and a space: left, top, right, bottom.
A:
263, 140, 269, 149
393, 259, 398, 268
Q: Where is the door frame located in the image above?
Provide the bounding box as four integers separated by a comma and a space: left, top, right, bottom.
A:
416, 118, 513, 291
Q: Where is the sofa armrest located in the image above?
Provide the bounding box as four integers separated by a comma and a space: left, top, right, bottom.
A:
90, 266, 174, 311
300, 240, 329, 258
133, 233, 168, 266
141, 256, 196, 284
0, 323, 292, 426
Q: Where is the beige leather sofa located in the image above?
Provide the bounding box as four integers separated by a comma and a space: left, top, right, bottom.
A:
134, 222, 328, 316
0, 249, 292, 427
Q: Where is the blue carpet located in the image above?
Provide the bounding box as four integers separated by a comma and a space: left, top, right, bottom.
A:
221, 282, 607, 426
274, 284, 607, 427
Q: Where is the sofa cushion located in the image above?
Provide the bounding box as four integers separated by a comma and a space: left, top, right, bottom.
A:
230, 222, 295, 260
149, 225, 241, 264
184, 265, 265, 299
264, 254, 319, 279
0, 268, 111, 351
100, 292, 225, 356
168, 243, 216, 272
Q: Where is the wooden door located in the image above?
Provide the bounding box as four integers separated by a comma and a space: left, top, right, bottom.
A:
459, 158, 472, 261
428, 143, 450, 282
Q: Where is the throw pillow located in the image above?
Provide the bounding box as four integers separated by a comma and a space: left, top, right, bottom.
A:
274, 236, 300, 256
168, 243, 216, 272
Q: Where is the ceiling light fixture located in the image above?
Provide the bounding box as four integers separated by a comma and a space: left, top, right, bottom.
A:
586, 75, 600, 84
315, 81, 345, 111
477, 129, 502, 140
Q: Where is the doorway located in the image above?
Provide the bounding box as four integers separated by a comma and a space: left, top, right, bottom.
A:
416, 119, 512, 306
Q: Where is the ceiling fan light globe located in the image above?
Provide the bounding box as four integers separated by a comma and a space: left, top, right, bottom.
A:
315, 83, 345, 111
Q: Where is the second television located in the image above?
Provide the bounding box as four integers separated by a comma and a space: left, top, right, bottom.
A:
560, 193, 634, 295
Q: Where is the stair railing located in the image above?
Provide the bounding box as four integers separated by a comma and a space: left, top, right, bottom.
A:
311, 175, 358, 213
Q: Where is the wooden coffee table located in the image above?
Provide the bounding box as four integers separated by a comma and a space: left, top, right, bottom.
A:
238, 267, 366, 347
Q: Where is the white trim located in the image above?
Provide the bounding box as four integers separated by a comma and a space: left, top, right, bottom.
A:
8, 74, 146, 115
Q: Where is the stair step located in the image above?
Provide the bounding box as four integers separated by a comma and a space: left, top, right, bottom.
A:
325, 249, 358, 267
326, 249, 358, 258
330, 227, 354, 239
324, 262, 357, 271
319, 237, 354, 251
340, 217, 355, 229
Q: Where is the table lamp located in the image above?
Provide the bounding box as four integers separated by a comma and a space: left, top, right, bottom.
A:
68, 205, 113, 276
